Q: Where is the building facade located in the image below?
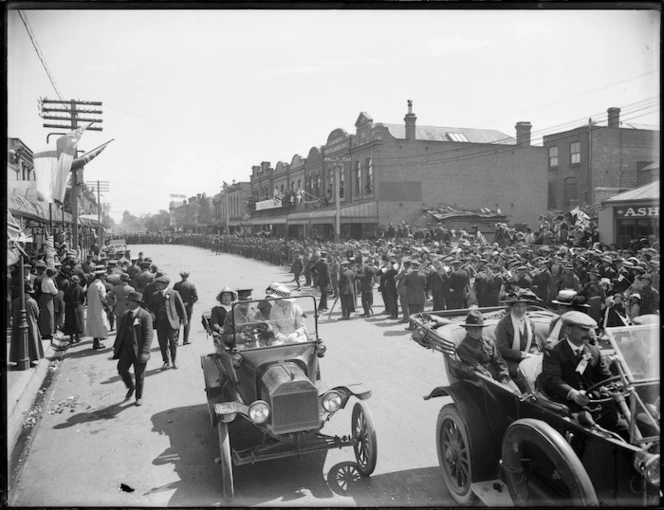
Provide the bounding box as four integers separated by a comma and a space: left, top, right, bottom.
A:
544, 107, 659, 211
239, 101, 547, 239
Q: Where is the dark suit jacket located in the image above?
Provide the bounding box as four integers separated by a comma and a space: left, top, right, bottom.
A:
113, 307, 154, 362
537, 338, 611, 409
312, 259, 330, 288
448, 268, 469, 296
174, 280, 198, 307
150, 289, 187, 330
338, 269, 356, 295
404, 270, 427, 305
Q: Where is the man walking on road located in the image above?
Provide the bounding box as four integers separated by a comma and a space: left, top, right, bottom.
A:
113, 291, 153, 406
173, 271, 198, 345
150, 275, 187, 370
312, 251, 330, 312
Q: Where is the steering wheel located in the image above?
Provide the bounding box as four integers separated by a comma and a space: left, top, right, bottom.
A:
585, 375, 630, 404
237, 321, 272, 347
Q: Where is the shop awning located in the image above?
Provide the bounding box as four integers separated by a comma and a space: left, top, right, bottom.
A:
603, 181, 660, 204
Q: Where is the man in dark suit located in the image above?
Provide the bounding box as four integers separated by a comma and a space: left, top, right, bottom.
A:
337, 260, 356, 320
447, 259, 469, 310
404, 260, 427, 329
355, 258, 377, 317
174, 270, 198, 345
538, 311, 628, 439
427, 260, 449, 311
112, 291, 153, 406
312, 251, 330, 312
149, 275, 187, 370
383, 258, 399, 318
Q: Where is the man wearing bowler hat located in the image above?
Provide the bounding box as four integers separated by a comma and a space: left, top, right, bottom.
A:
455, 309, 518, 391
149, 275, 187, 370
174, 270, 198, 345
113, 291, 153, 406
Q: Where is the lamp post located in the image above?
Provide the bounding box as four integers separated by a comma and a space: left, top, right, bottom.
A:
10, 253, 31, 370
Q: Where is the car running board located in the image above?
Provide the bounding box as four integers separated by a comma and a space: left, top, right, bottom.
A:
471, 480, 513, 506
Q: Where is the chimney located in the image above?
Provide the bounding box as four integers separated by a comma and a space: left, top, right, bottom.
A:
404, 99, 417, 141
261, 161, 271, 173
515, 122, 532, 147
608, 107, 620, 128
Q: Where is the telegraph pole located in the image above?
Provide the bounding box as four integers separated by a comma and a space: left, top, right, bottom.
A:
86, 180, 110, 246
324, 156, 351, 241
39, 97, 103, 251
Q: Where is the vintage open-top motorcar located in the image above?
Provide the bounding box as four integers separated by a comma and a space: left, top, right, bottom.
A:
410, 305, 660, 507
200, 294, 377, 499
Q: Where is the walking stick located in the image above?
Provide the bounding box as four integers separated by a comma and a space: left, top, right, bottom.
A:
328, 296, 339, 320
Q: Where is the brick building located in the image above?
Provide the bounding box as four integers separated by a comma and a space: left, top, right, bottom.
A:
242, 101, 547, 239
544, 107, 659, 211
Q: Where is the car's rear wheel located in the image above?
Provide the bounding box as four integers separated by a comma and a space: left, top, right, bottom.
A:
352, 401, 377, 476
501, 418, 598, 506
217, 422, 234, 500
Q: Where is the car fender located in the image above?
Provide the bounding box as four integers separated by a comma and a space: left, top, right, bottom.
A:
329, 384, 371, 408
424, 385, 450, 400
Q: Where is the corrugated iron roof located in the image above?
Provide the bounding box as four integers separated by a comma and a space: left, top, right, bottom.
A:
381, 123, 515, 145
604, 181, 660, 203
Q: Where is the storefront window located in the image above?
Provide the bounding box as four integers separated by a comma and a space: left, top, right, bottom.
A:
616, 217, 659, 249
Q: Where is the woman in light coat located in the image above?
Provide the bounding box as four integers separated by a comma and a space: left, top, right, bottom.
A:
86, 269, 109, 350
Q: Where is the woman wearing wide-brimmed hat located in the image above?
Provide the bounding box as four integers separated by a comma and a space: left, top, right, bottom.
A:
209, 287, 238, 334
494, 289, 540, 387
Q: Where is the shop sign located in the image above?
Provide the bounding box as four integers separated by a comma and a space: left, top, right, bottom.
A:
615, 206, 659, 218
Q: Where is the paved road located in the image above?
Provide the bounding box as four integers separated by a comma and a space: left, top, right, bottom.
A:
11, 245, 455, 507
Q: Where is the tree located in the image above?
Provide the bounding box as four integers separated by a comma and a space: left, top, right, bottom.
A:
144, 210, 170, 232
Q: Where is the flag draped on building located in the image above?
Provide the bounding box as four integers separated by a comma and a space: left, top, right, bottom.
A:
33, 124, 88, 203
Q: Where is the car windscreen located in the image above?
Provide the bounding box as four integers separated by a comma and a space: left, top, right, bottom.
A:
230, 295, 318, 350
605, 324, 659, 382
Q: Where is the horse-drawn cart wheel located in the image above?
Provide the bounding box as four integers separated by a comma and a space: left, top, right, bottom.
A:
352, 401, 377, 476
217, 421, 235, 499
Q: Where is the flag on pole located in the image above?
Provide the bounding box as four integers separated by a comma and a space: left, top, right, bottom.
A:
71, 139, 114, 171
33, 124, 88, 203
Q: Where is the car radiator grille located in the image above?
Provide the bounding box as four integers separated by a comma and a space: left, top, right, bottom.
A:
271, 392, 320, 434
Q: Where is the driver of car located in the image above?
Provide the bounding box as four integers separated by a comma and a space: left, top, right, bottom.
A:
222, 288, 271, 348
455, 309, 521, 393
265, 283, 308, 344
537, 311, 629, 439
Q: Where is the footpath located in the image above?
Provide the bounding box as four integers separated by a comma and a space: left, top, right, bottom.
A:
6, 328, 69, 462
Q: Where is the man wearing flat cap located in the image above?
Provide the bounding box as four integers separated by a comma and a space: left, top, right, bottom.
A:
107, 273, 136, 330
174, 271, 198, 345
538, 311, 628, 439
149, 275, 187, 370
456, 310, 518, 391
113, 291, 153, 406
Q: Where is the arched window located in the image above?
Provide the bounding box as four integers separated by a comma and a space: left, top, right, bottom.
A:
365, 157, 374, 195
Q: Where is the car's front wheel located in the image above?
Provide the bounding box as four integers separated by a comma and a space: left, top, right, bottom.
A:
217, 422, 234, 500
351, 401, 377, 476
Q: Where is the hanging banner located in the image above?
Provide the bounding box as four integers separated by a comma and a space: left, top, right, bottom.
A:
33, 150, 58, 202
256, 198, 282, 211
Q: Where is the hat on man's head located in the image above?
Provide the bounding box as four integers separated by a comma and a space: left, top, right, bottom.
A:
107, 260, 117, 266
216, 287, 238, 302
126, 291, 143, 303
35, 261, 46, 269
561, 311, 597, 330
459, 309, 486, 328
411, 260, 421, 269
179, 271, 190, 277
140, 261, 151, 268
156, 275, 170, 284
120, 272, 131, 282
503, 289, 540, 305
450, 259, 462, 266
265, 282, 292, 298
319, 251, 328, 258
630, 293, 642, 301
237, 289, 253, 301
639, 273, 653, 281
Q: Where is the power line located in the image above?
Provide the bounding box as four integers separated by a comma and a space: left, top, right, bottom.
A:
17, 10, 63, 100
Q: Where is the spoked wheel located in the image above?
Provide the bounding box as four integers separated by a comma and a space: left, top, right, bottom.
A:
437, 404, 474, 504
351, 401, 377, 476
217, 422, 234, 500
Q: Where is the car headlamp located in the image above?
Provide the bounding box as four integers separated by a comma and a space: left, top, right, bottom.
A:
248, 400, 270, 424
322, 391, 342, 412
316, 343, 327, 358
231, 352, 243, 368
634, 451, 660, 487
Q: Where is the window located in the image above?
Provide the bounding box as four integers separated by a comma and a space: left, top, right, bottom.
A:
280, 184, 284, 194
548, 146, 558, 168
291, 181, 295, 191
297, 179, 301, 190
570, 142, 580, 165
447, 132, 469, 142
354, 161, 361, 197
365, 157, 373, 195
339, 169, 345, 199
563, 177, 577, 205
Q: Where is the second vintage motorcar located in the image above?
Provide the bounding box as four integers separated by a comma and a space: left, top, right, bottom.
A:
410, 305, 660, 507
200, 294, 377, 499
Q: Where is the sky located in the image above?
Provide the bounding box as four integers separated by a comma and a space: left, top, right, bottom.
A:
7, 7, 660, 222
